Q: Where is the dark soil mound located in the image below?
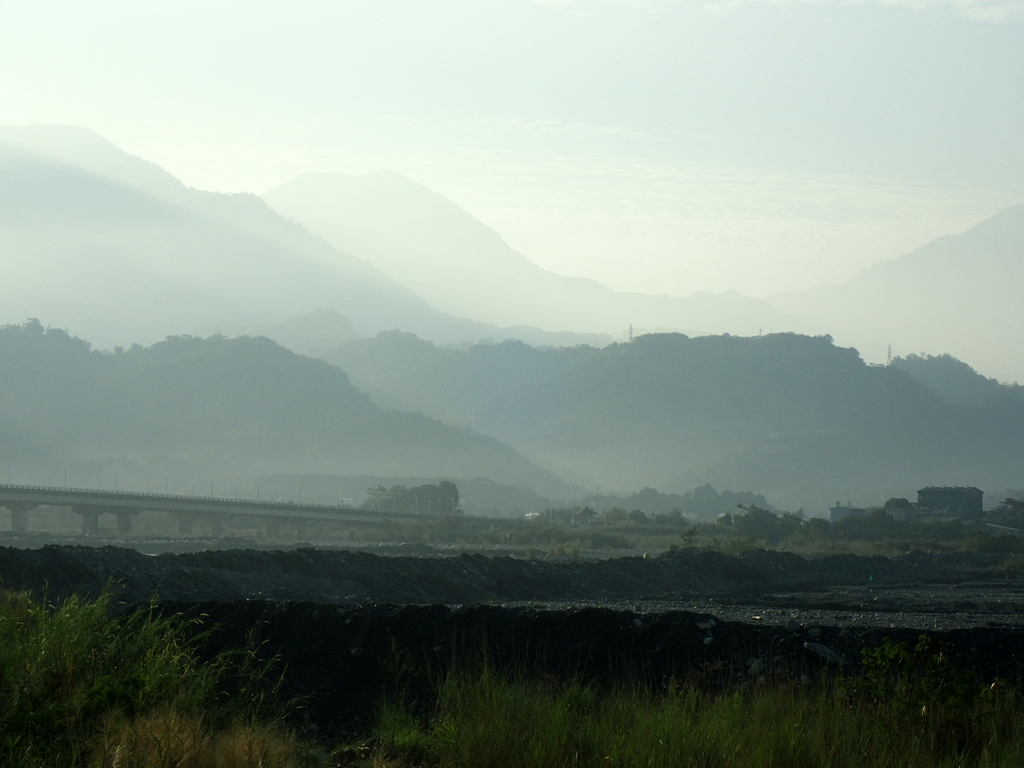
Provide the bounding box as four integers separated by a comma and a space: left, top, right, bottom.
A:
0, 545, 1002, 605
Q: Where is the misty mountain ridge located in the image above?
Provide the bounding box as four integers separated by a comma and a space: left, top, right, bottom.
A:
328, 330, 1024, 510
0, 125, 607, 352
0, 124, 190, 203
263, 170, 1024, 383
0, 320, 565, 501
770, 203, 1024, 383
262, 171, 801, 339
6, 124, 1019, 387
3, 316, 1021, 514
227, 309, 363, 358
891, 352, 1022, 407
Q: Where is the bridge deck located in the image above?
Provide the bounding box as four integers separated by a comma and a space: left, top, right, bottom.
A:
0, 483, 427, 529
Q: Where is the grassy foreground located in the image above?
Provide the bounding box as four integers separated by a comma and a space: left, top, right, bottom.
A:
0, 589, 298, 767
354, 662, 1024, 768
3, 590, 1024, 767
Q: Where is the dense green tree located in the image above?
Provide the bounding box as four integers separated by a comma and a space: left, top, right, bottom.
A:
364, 481, 460, 515
729, 505, 803, 545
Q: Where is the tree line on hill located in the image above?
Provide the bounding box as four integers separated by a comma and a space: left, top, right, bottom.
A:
5, 318, 1022, 518
582, 485, 773, 522
0, 321, 563, 500
326, 330, 1024, 510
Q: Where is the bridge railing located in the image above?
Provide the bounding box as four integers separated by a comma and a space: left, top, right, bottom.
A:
0, 483, 464, 518
0, 483, 362, 512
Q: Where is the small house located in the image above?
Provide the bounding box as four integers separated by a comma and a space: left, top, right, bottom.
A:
573, 506, 599, 524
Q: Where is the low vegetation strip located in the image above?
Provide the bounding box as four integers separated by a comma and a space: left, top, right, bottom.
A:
358, 664, 1024, 768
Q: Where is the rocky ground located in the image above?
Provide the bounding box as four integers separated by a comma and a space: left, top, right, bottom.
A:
2, 544, 1022, 737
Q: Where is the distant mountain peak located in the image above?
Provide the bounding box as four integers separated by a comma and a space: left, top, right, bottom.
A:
767, 202, 1024, 383
264, 172, 799, 338
0, 123, 187, 200
266, 170, 512, 256
0, 128, 611, 352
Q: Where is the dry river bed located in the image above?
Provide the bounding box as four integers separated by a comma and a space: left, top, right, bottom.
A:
1, 543, 1022, 737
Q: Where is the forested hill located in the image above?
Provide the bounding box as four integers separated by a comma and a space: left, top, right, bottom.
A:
328, 332, 1024, 509
0, 321, 564, 495
891, 353, 1022, 406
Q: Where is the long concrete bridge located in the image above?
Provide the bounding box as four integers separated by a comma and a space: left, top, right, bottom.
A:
0, 484, 419, 537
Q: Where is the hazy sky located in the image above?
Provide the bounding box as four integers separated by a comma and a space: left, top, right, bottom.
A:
2, 0, 1022, 297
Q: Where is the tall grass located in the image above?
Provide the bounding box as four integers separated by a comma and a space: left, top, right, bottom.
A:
6, 587, 1021, 767
365, 663, 1024, 768
0, 590, 298, 767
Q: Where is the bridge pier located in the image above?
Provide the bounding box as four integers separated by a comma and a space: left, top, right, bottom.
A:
172, 512, 227, 537
3, 501, 37, 533
11, 508, 28, 533
263, 518, 313, 539
174, 512, 198, 536
73, 506, 101, 536
115, 509, 141, 535
73, 506, 140, 536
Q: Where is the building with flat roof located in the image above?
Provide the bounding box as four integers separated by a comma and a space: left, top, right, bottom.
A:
917, 486, 983, 517
829, 504, 867, 523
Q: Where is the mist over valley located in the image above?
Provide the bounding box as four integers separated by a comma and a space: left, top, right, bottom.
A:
0, 126, 603, 352
1, 124, 1023, 520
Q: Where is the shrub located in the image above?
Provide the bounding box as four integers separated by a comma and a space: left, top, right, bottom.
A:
0, 590, 291, 767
